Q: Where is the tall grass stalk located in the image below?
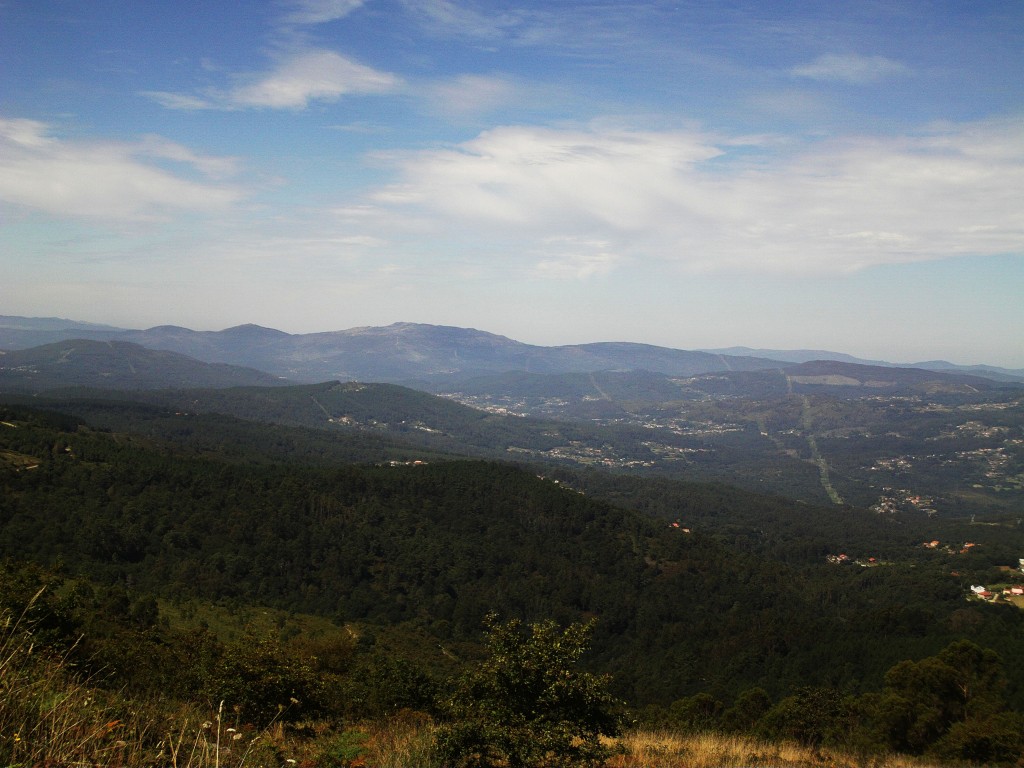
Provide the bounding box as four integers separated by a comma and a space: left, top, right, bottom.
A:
0, 589, 139, 766
2, 595, 237, 767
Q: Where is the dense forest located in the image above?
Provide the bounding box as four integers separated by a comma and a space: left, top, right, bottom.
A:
3, 399, 1024, 764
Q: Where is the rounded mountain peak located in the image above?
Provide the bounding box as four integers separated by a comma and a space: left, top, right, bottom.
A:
219, 324, 291, 339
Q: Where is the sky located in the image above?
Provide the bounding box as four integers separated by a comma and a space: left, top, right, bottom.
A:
1, 0, 1023, 367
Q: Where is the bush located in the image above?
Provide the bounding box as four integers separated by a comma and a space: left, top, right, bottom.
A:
757, 686, 855, 749
199, 631, 323, 724
667, 692, 724, 732
928, 712, 1024, 766
316, 729, 369, 767
341, 651, 438, 718
720, 687, 772, 733
434, 614, 622, 768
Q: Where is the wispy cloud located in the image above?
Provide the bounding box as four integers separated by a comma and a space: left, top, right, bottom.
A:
144, 0, 396, 112
135, 135, 241, 178
400, 0, 523, 40
140, 91, 215, 111
790, 53, 910, 84
282, 0, 366, 25
367, 119, 1024, 276
0, 118, 244, 220
145, 49, 400, 110
533, 240, 621, 280
425, 74, 519, 115
372, 125, 724, 229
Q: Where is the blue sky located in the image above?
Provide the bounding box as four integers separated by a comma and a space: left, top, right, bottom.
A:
2, 0, 1023, 366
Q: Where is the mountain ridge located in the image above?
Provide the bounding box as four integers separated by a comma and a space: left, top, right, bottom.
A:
1, 316, 1021, 384
703, 345, 1024, 380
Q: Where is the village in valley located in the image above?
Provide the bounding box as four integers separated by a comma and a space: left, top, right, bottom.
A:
443, 387, 1024, 521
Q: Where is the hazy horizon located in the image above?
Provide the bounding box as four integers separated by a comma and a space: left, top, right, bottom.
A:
2, 2, 1023, 367
4, 313, 1023, 371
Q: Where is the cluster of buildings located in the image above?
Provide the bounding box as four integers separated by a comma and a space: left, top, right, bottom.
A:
826, 553, 879, 566
920, 540, 980, 555
971, 584, 1024, 601
871, 487, 937, 515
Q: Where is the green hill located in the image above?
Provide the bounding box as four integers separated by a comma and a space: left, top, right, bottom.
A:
0, 339, 286, 391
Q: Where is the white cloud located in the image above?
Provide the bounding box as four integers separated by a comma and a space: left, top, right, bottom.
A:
146, 49, 400, 111
367, 119, 1024, 275
373, 125, 723, 227
231, 50, 399, 108
0, 118, 244, 220
0, 118, 54, 148
790, 53, 910, 84
283, 0, 366, 25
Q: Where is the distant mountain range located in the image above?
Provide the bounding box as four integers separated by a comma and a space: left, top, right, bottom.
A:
0, 317, 785, 385
1, 315, 1022, 388
700, 346, 1024, 382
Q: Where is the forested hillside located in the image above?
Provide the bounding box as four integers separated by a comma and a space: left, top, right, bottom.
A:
3, 402, 1024, 710
0, 339, 286, 390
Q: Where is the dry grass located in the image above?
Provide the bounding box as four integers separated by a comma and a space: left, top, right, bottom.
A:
607, 730, 938, 768
360, 710, 439, 768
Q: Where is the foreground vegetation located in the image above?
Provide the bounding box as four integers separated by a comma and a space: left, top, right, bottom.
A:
2, 619, 1008, 768
4, 561, 1024, 767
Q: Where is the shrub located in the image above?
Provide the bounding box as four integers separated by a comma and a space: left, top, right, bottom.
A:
316, 728, 369, 767
667, 692, 724, 733
434, 614, 622, 768
757, 686, 855, 749
928, 712, 1024, 766
720, 687, 771, 733
199, 631, 323, 725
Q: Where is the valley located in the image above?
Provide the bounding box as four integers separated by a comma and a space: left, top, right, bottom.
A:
439, 376, 1024, 519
